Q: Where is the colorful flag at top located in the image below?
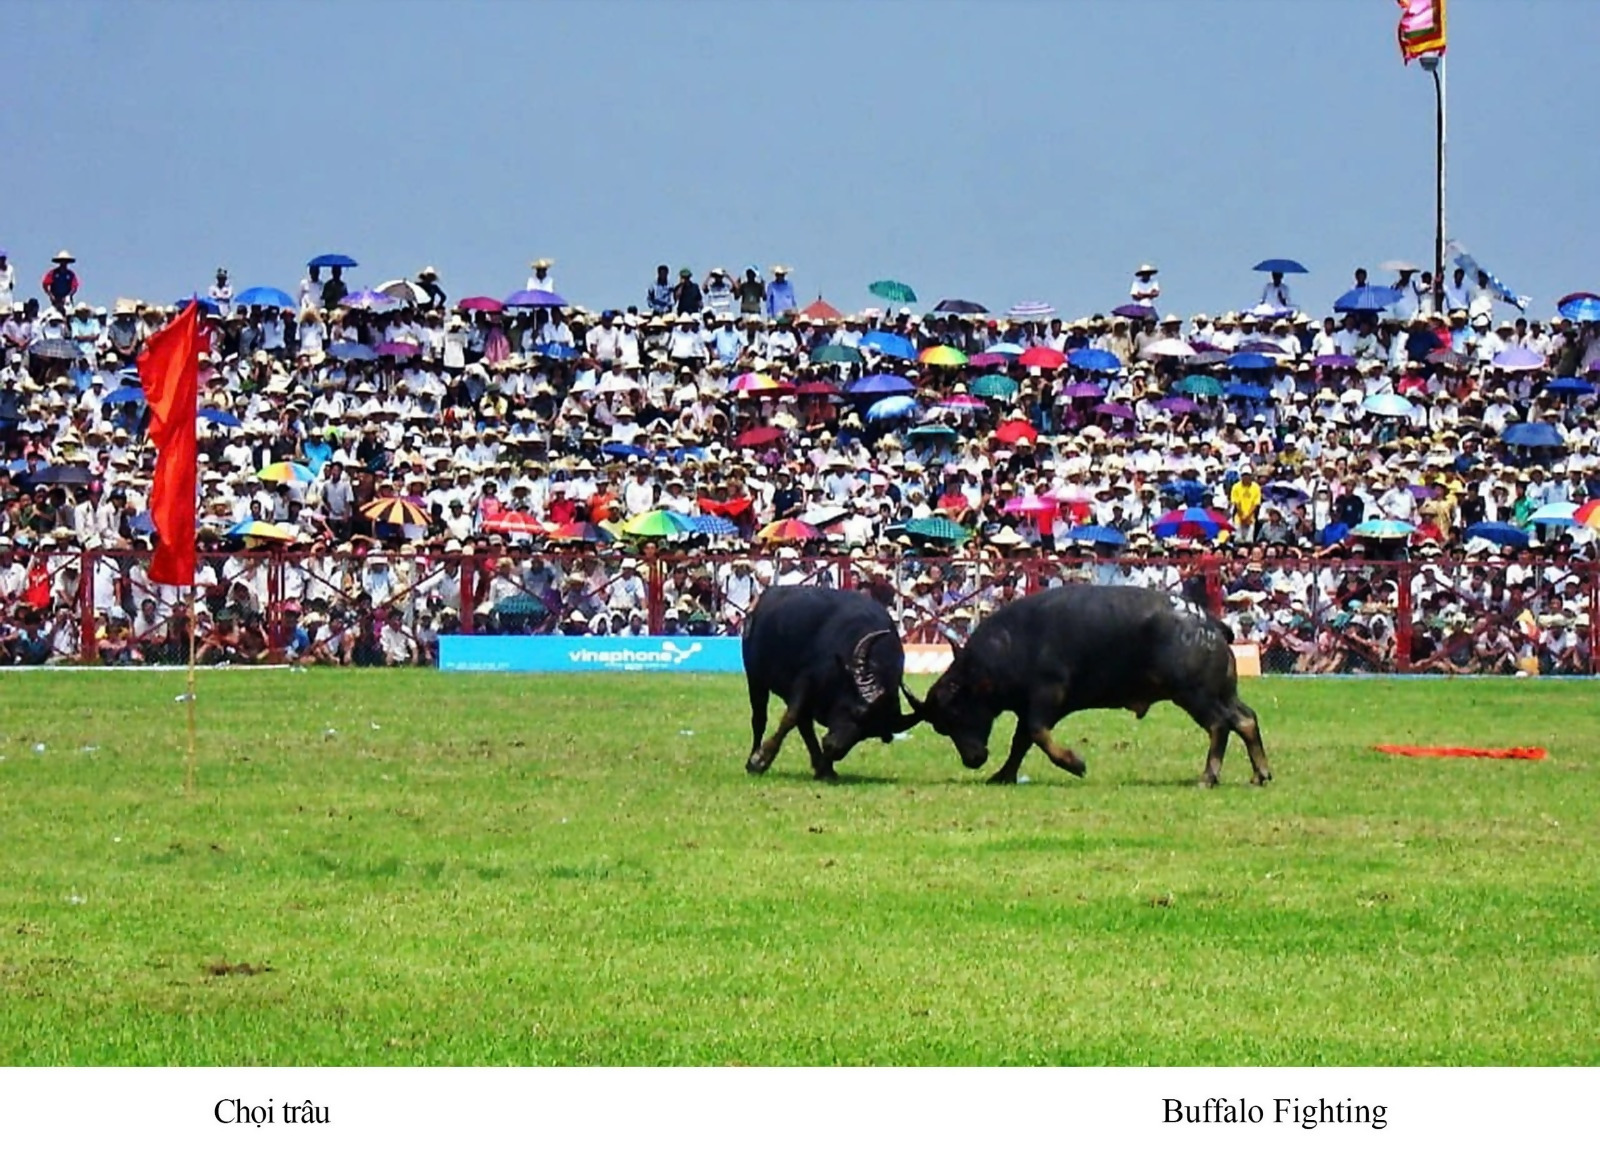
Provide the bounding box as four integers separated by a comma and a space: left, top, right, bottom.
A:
1397, 0, 1447, 64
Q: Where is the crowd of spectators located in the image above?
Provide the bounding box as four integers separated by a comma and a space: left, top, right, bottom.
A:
0, 247, 1595, 673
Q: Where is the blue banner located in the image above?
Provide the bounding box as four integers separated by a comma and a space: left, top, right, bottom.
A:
438, 635, 744, 674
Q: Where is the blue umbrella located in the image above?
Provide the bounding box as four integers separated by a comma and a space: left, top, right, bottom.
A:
1545, 377, 1595, 395
1226, 352, 1277, 371
1557, 294, 1600, 323
505, 289, 568, 309
859, 331, 917, 360
1064, 525, 1127, 547
537, 343, 579, 360
1464, 522, 1529, 549
1068, 348, 1122, 372
1333, 286, 1403, 313
849, 373, 915, 395
1224, 382, 1267, 401
686, 515, 737, 535
600, 442, 650, 459
328, 341, 377, 363
234, 286, 296, 309
199, 408, 242, 428
865, 394, 918, 422
1528, 501, 1579, 527
1176, 374, 1225, 398
1351, 519, 1415, 540
1502, 422, 1566, 449
308, 254, 358, 268
1362, 393, 1414, 417
1265, 482, 1310, 504
1252, 259, 1309, 274
102, 386, 146, 406
177, 296, 220, 316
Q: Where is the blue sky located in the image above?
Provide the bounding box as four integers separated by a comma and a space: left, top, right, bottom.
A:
5, 0, 1593, 319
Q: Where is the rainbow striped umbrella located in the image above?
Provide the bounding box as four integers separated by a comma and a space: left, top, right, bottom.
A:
918, 345, 968, 367
361, 497, 431, 526
731, 372, 781, 393
258, 462, 314, 484
226, 520, 296, 542
757, 518, 820, 544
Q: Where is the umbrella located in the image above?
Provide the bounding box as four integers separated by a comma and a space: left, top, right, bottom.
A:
1182, 350, 1228, 367
1350, 519, 1416, 540
1142, 338, 1195, 359
1557, 294, 1600, 324
1572, 500, 1600, 528
361, 497, 431, 526
1464, 522, 1529, 549
1096, 403, 1136, 420
903, 516, 970, 543
1491, 346, 1544, 372
234, 286, 296, 309
458, 296, 504, 313
859, 331, 916, 360
1380, 259, 1422, 272
28, 338, 81, 361
907, 425, 960, 442
918, 345, 968, 366
1362, 393, 1414, 417
199, 407, 242, 428
865, 395, 918, 422
971, 374, 1018, 399
735, 425, 785, 448
1112, 303, 1154, 320
1017, 346, 1064, 369
994, 419, 1038, 446
505, 289, 568, 309
375, 341, 420, 359
799, 505, 852, 528
308, 254, 358, 268
22, 466, 95, 486
800, 298, 842, 321
375, 279, 426, 304
686, 515, 738, 536
1002, 494, 1055, 517
1153, 508, 1231, 540
536, 343, 579, 361
226, 520, 296, 542
340, 289, 400, 312
1069, 348, 1122, 372
328, 341, 377, 363
1425, 349, 1468, 369
1063, 525, 1127, 546
1264, 482, 1310, 504
1176, 374, 1224, 398
793, 380, 837, 396
1153, 396, 1200, 414
1226, 352, 1278, 371
1252, 259, 1309, 274
1224, 382, 1267, 401
1502, 422, 1565, 449
1237, 340, 1287, 355
1057, 382, 1105, 399
1528, 501, 1579, 527
932, 299, 987, 315
624, 509, 695, 538
849, 373, 914, 395
1009, 301, 1054, 318
1314, 354, 1358, 369
757, 518, 820, 543
809, 344, 861, 364
967, 353, 1010, 368
600, 443, 650, 460
731, 373, 781, 394
1333, 286, 1402, 313
985, 342, 1025, 356
546, 522, 611, 545
258, 461, 315, 484
937, 395, 984, 411
102, 386, 145, 406
483, 511, 545, 536
1544, 377, 1594, 395
868, 280, 916, 304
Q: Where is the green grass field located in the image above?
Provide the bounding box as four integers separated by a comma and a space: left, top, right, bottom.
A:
1, 670, 1596, 1065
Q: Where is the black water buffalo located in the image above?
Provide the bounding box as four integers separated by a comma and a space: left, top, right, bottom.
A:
913, 584, 1271, 787
742, 586, 919, 779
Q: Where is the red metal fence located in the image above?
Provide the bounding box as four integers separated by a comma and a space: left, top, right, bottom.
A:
2, 547, 1595, 675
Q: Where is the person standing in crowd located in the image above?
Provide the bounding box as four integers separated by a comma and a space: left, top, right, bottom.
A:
646, 264, 674, 315
673, 267, 703, 315
299, 263, 323, 310
737, 266, 765, 316
0, 249, 15, 311
703, 267, 736, 316
764, 265, 796, 318
1259, 270, 1294, 311
209, 268, 233, 316
42, 251, 79, 312
320, 265, 348, 312
527, 258, 555, 292
417, 266, 447, 310
1129, 262, 1159, 306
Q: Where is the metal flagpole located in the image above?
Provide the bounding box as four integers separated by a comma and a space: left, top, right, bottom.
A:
184, 585, 198, 795
1423, 53, 1447, 312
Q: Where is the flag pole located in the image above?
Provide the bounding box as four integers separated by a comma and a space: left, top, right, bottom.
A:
184, 585, 198, 796
1422, 51, 1446, 312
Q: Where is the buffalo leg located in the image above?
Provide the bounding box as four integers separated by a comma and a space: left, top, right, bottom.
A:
987, 721, 1034, 785
1031, 728, 1088, 778
1230, 699, 1272, 785
747, 690, 806, 774
1177, 693, 1231, 787
797, 719, 838, 781
747, 680, 769, 766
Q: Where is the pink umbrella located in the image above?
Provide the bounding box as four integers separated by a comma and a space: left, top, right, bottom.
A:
939, 394, 986, 410
968, 352, 1011, 368
1003, 494, 1058, 517
1057, 382, 1105, 399
458, 296, 503, 313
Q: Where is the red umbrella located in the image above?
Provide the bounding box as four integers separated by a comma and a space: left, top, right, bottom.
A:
736, 425, 785, 448
936, 493, 971, 514
1018, 347, 1065, 369
800, 298, 842, 321
994, 418, 1038, 446
793, 380, 837, 396
483, 511, 544, 535
1002, 494, 1057, 517
758, 517, 820, 543
546, 522, 610, 544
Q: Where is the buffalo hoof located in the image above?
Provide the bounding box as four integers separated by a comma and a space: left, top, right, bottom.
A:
1063, 758, 1087, 779
1198, 774, 1220, 789
1251, 771, 1272, 787
745, 753, 770, 775
985, 773, 1018, 786
813, 766, 840, 782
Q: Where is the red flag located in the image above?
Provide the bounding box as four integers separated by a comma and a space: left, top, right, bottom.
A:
137, 301, 201, 585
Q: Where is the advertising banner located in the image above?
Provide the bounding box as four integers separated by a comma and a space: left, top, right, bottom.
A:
438, 635, 744, 673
